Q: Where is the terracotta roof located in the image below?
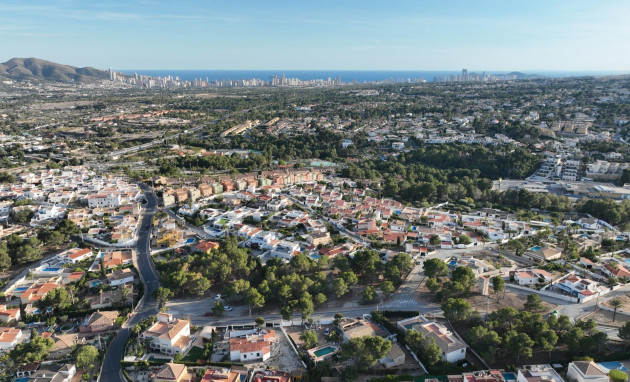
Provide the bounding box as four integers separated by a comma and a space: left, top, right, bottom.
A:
156, 363, 188, 381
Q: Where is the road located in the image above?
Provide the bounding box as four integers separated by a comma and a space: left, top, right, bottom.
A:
99, 184, 160, 382
108, 122, 212, 157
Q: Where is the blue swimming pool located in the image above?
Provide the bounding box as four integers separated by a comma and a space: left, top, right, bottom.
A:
598, 362, 628, 372
530, 246, 542, 251
13, 287, 28, 292
449, 260, 457, 266
502, 373, 517, 381
42, 267, 61, 272
184, 238, 195, 244
15, 378, 29, 382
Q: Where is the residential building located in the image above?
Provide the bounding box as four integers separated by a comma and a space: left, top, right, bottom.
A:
200, 368, 239, 382
229, 329, 277, 362
141, 313, 192, 355
567, 361, 608, 382
513, 269, 554, 286
16, 364, 76, 382
379, 342, 406, 368
20, 282, 59, 304
107, 268, 135, 286
269, 240, 301, 261
0, 304, 20, 323
524, 246, 562, 262
517, 365, 564, 382
80, 311, 119, 333
195, 240, 220, 254
59, 247, 93, 264
0, 327, 22, 350
154, 363, 192, 382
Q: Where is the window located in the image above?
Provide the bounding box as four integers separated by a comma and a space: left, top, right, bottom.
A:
461, 349, 465, 353
243, 354, 247, 359
257, 352, 260, 356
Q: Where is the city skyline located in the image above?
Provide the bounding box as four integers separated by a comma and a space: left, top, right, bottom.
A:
0, 0, 629, 71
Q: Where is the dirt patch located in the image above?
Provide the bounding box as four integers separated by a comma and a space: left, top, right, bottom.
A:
591, 307, 630, 326
601, 293, 630, 313
467, 292, 557, 314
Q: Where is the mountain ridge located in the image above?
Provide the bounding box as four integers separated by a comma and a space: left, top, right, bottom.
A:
0, 57, 109, 83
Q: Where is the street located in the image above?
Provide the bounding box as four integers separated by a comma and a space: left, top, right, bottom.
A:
99, 185, 159, 382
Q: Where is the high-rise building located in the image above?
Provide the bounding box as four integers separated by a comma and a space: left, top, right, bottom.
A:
462, 69, 468, 81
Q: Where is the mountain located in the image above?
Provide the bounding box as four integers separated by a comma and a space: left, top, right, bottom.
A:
0, 58, 109, 83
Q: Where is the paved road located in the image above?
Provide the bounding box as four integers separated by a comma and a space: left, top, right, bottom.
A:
99, 185, 159, 382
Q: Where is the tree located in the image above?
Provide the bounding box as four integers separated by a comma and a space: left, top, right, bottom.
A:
491, 276, 505, 298
423, 258, 448, 278
0, 243, 10, 270
421, 337, 442, 366
429, 235, 442, 246
300, 330, 318, 349
467, 326, 502, 363
451, 266, 477, 293
298, 295, 314, 322
441, 298, 473, 322
380, 281, 395, 298
333, 278, 349, 298
458, 234, 471, 245
153, 287, 174, 308
426, 277, 441, 293
506, 331, 534, 362
289, 253, 312, 273
619, 321, 630, 344
339, 336, 392, 371
610, 298, 623, 322
524, 294, 544, 311
245, 288, 265, 316
255, 317, 265, 328
314, 292, 327, 306
76, 345, 99, 369
610, 370, 629, 382
212, 301, 224, 316
361, 286, 377, 304
39, 288, 71, 311
341, 271, 359, 286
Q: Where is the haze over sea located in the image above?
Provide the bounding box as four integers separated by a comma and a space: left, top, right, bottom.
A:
120, 70, 628, 83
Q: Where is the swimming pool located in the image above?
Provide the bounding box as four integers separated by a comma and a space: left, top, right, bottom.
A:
598, 362, 628, 372
42, 267, 61, 272
310, 254, 321, 260
184, 238, 195, 244
313, 346, 337, 358
15, 378, 29, 382
449, 260, 457, 266
13, 287, 28, 292
530, 246, 542, 251
502, 373, 517, 381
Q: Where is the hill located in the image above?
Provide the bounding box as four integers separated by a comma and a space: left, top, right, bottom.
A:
0, 58, 109, 83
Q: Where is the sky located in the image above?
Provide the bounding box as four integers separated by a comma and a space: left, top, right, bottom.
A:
0, 0, 629, 71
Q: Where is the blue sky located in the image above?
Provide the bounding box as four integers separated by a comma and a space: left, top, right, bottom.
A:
0, 0, 629, 71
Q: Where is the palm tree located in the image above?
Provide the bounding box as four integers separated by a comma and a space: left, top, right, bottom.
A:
610, 298, 623, 322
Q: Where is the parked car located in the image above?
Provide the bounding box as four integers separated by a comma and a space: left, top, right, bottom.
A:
204, 312, 213, 317
224, 306, 233, 312
215, 294, 222, 300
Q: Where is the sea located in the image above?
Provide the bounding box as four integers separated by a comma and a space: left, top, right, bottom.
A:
119, 70, 628, 83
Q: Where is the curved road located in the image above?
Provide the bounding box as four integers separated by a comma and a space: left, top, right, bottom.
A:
99, 184, 160, 382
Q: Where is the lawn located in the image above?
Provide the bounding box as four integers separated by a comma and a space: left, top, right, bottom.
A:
182, 346, 206, 363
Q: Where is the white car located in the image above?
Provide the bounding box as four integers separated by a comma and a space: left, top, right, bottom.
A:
215, 294, 222, 300
223, 305, 233, 312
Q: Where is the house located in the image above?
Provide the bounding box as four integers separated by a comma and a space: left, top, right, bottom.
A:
80, 311, 119, 333
107, 268, 135, 286
59, 247, 93, 264
229, 330, 276, 362
413, 321, 466, 363
88, 284, 133, 309
141, 313, 193, 355
513, 269, 553, 286
17, 364, 76, 382
154, 363, 192, 382
306, 232, 331, 246
50, 334, 85, 358
341, 320, 389, 342
269, 240, 301, 261
87, 193, 121, 208
200, 368, 239, 382
602, 262, 630, 279
0, 304, 20, 323
156, 229, 183, 248
101, 251, 133, 269
20, 282, 59, 304
567, 361, 608, 382
0, 327, 22, 350
379, 342, 406, 368
578, 218, 600, 230
517, 365, 565, 382
195, 240, 220, 254
524, 246, 562, 262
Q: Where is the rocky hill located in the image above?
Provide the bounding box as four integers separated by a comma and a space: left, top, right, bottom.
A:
0, 58, 109, 83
